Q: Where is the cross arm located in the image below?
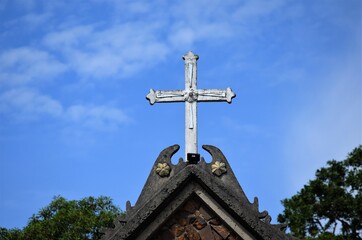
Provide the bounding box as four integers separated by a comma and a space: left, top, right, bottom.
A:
197, 87, 236, 103
146, 89, 185, 105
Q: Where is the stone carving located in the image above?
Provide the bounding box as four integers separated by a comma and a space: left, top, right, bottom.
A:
184, 89, 198, 103
155, 163, 171, 177
211, 161, 227, 176
153, 197, 241, 239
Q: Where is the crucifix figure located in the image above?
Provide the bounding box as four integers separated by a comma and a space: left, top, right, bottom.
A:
146, 51, 236, 161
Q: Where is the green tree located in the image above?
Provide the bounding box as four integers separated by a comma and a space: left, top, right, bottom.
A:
0, 228, 23, 240
278, 146, 362, 239
1, 196, 121, 240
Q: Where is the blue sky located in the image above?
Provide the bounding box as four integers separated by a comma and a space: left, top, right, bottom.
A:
0, 0, 361, 229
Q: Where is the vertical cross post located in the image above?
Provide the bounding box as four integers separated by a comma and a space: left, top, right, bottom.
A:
183, 52, 199, 157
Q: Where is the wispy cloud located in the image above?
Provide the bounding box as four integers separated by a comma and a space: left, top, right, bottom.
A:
43, 23, 169, 79
66, 104, 130, 130
1, 0, 292, 84
0, 88, 130, 130
168, 0, 285, 47
43, 25, 94, 49
0, 47, 67, 86
0, 88, 63, 119
283, 54, 361, 192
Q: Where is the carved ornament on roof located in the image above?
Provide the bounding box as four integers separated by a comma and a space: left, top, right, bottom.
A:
155, 162, 171, 177
211, 161, 227, 176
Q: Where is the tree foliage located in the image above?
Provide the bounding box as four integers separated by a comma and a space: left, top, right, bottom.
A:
1, 196, 121, 240
278, 146, 362, 239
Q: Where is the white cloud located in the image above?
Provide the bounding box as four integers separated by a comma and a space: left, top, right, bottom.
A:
43, 23, 169, 79
0, 88, 130, 130
0, 88, 63, 118
36, 0, 289, 80
43, 25, 94, 49
167, 0, 286, 47
0, 47, 67, 86
66, 105, 130, 130
1, 0, 291, 84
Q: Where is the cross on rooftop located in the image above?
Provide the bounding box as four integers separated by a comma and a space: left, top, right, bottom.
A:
146, 51, 236, 161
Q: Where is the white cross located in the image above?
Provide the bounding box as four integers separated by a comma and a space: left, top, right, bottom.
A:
146, 51, 236, 160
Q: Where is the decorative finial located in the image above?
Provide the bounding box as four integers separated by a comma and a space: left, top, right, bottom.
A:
182, 51, 199, 61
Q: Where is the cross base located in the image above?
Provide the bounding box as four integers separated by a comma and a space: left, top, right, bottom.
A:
187, 153, 200, 164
